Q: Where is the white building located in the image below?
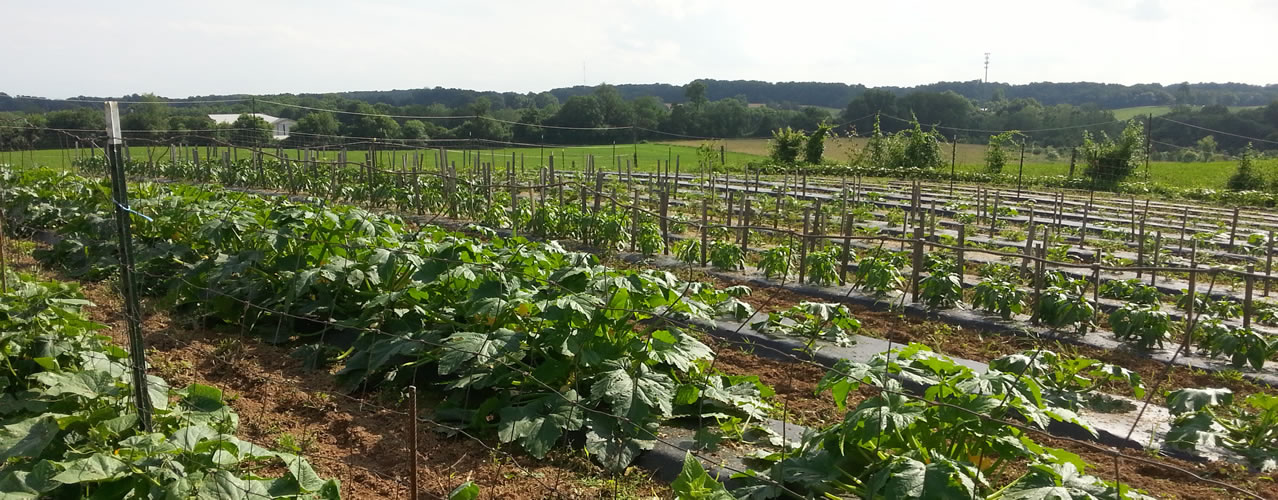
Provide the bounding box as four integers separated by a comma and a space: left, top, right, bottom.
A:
208, 113, 297, 140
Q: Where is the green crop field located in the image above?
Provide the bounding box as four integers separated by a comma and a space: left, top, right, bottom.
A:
0, 142, 766, 174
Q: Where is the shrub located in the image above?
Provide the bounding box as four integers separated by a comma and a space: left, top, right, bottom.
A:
1081, 120, 1144, 188
1227, 143, 1266, 191
769, 127, 806, 165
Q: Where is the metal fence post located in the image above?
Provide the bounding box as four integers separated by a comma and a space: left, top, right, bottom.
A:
104, 102, 153, 432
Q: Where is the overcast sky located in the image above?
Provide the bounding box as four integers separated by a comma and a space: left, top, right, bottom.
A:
7, 0, 1277, 99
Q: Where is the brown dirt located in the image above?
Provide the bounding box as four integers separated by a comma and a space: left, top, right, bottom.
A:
700, 335, 857, 429
9, 240, 667, 500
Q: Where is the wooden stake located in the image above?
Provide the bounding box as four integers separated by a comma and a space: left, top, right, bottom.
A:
911, 227, 925, 303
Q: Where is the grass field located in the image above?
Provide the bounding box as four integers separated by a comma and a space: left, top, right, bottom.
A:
1, 143, 766, 174
1111, 105, 1262, 121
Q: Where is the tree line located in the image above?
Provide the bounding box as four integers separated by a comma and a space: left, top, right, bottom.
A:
2, 82, 1277, 155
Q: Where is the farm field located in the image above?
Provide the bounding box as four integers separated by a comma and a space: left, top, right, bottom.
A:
663, 137, 1243, 189
1111, 104, 1263, 121
5, 150, 1278, 499
0, 142, 765, 174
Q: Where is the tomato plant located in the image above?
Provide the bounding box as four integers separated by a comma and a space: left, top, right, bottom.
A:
758, 245, 794, 281
708, 241, 745, 271
1099, 278, 1162, 305
853, 251, 905, 298
919, 257, 962, 310
1109, 303, 1173, 349
803, 248, 841, 286
636, 222, 664, 256
972, 279, 1026, 319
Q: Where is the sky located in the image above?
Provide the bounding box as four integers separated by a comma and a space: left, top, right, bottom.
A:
6, 0, 1278, 99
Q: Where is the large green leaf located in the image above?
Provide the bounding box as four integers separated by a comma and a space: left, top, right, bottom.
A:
32, 370, 120, 400
865, 456, 980, 500
497, 390, 584, 458
1165, 388, 1233, 415
0, 416, 60, 461
437, 329, 521, 376
584, 414, 656, 473
590, 361, 675, 419
50, 455, 129, 485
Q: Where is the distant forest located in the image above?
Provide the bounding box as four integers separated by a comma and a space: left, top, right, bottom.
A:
3, 80, 1277, 153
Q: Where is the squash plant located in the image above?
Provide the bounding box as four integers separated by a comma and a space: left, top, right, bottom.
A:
1165, 388, 1278, 471
3, 167, 775, 474
0, 272, 340, 499
729, 345, 1142, 499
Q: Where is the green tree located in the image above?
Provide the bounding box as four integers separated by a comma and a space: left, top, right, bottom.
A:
1196, 135, 1218, 161
901, 114, 944, 169
1227, 143, 1266, 191
296, 111, 339, 138
231, 113, 273, 145
400, 120, 429, 141
685, 80, 709, 107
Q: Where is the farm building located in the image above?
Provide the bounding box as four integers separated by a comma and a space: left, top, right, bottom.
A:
207, 113, 296, 140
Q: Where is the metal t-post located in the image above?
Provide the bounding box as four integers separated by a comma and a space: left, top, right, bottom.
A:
104, 102, 153, 431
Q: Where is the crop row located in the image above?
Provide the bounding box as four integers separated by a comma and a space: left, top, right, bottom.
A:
8, 165, 1276, 497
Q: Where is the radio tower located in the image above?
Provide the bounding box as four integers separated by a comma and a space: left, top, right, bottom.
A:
984, 53, 990, 83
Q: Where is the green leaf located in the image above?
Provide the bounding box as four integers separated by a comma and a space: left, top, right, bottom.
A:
50, 455, 129, 484
448, 481, 479, 500
282, 453, 327, 492
497, 391, 584, 459
0, 461, 57, 498
1165, 410, 1227, 451
438, 329, 521, 376
32, 370, 120, 400
0, 416, 60, 461
585, 413, 656, 473
671, 452, 733, 500
865, 456, 980, 500
590, 361, 675, 419
648, 329, 714, 374
180, 384, 225, 412
1165, 388, 1233, 415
